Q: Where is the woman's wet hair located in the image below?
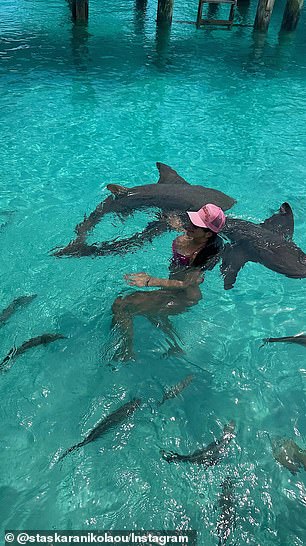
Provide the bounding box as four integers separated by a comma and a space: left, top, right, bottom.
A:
201, 227, 213, 234
204, 229, 217, 243
192, 232, 220, 266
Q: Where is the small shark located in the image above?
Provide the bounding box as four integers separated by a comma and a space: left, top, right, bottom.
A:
161, 421, 235, 465
158, 374, 193, 406
221, 202, 306, 289
52, 162, 236, 257
263, 333, 306, 346
0, 333, 66, 371
216, 477, 237, 546
271, 437, 306, 475
0, 294, 37, 326
58, 398, 141, 461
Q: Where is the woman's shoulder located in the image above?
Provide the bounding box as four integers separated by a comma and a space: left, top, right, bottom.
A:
175, 235, 188, 244
173, 234, 188, 250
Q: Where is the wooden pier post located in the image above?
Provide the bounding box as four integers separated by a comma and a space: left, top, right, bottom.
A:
157, 0, 174, 25
281, 0, 304, 30
72, 0, 89, 22
155, 24, 171, 62
254, 0, 276, 31
236, 0, 251, 24
134, 0, 148, 34
249, 28, 266, 63
136, 0, 148, 11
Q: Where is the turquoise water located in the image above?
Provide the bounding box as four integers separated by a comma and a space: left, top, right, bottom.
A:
1, 0, 306, 543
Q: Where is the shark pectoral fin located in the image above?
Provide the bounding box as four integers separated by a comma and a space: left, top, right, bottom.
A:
220, 244, 247, 290
156, 163, 190, 185
106, 184, 129, 197
261, 202, 294, 239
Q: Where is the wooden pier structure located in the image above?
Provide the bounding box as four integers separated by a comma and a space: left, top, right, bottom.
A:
196, 0, 237, 28
69, 0, 304, 33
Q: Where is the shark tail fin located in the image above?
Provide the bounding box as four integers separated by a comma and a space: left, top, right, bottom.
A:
156, 163, 190, 185
107, 184, 129, 197
58, 442, 81, 462
0, 347, 17, 371
261, 202, 294, 239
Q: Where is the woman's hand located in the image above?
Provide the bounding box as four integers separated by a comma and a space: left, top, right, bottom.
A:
124, 272, 151, 287
124, 269, 204, 290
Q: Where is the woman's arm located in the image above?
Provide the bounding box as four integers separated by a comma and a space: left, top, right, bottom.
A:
125, 270, 203, 290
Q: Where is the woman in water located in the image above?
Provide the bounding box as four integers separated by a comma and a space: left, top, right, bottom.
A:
111, 204, 226, 360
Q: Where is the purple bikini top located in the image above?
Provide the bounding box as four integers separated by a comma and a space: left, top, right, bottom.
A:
172, 240, 192, 266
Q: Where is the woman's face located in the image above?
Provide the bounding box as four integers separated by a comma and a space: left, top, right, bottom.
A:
185, 219, 212, 241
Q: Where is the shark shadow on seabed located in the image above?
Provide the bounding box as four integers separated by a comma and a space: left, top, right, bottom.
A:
0, 294, 37, 327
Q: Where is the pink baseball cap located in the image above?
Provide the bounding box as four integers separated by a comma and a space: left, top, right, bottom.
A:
187, 203, 226, 233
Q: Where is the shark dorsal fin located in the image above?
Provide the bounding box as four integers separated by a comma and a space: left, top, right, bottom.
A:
261, 202, 294, 239
156, 163, 190, 185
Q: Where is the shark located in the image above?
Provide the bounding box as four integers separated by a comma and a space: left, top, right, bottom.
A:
220, 202, 306, 289
216, 477, 237, 546
58, 398, 141, 461
271, 437, 306, 475
0, 333, 66, 372
157, 374, 193, 407
52, 162, 236, 257
0, 294, 37, 327
263, 333, 306, 346
161, 421, 235, 465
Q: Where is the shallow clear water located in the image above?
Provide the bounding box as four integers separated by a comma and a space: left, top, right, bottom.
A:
1, 0, 306, 543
